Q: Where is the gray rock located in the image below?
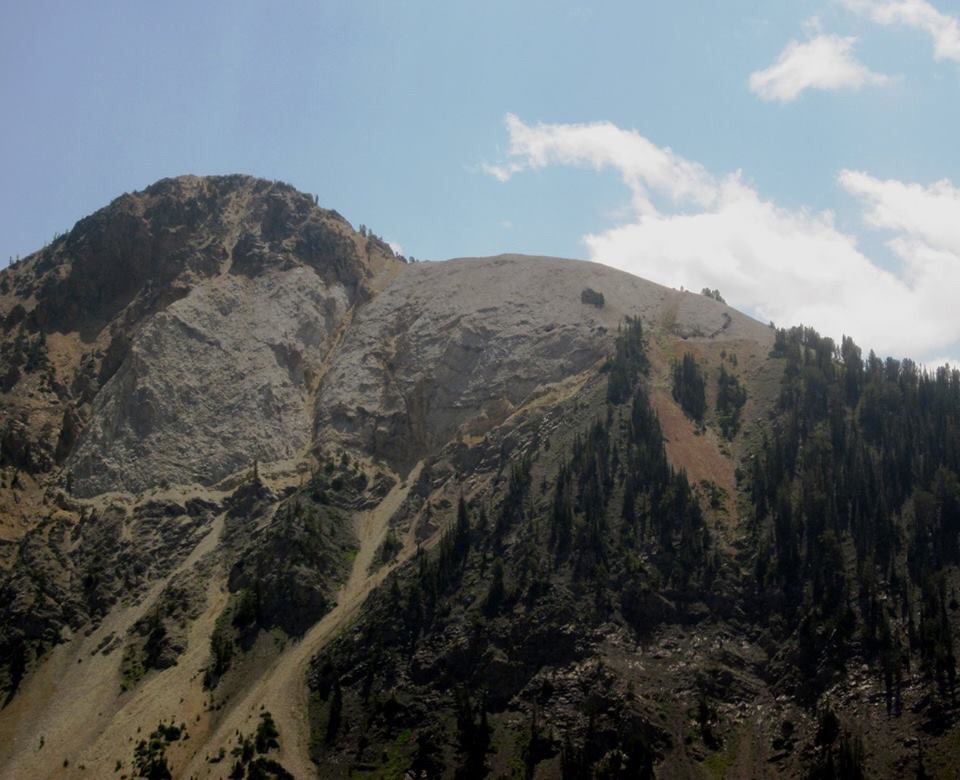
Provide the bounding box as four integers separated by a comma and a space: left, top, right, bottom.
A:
68, 266, 352, 495
313, 254, 768, 470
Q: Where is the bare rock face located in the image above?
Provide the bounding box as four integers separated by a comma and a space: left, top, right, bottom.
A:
0, 174, 401, 497
66, 266, 352, 495
0, 174, 768, 499
312, 255, 768, 469
2, 173, 769, 497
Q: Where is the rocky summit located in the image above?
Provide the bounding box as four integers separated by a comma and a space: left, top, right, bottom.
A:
1, 175, 959, 778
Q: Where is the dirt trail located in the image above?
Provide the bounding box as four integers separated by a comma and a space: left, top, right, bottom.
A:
0, 498, 227, 779
0, 452, 421, 779
183, 461, 424, 779
77, 575, 229, 774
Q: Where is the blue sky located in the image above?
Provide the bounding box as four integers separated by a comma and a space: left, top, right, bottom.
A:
2, 0, 959, 362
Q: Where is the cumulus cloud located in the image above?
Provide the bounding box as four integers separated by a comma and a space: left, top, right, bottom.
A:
485, 114, 960, 362
749, 33, 891, 102
842, 0, 960, 62
481, 114, 718, 215
839, 171, 960, 255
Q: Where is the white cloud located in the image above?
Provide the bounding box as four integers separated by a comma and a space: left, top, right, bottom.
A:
842, 0, 960, 62
481, 114, 718, 216
804, 15, 825, 36
749, 33, 891, 102
837, 171, 960, 352
388, 241, 404, 256
485, 115, 960, 362
838, 171, 960, 255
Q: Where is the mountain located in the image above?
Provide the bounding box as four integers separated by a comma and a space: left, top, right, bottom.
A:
0, 175, 958, 778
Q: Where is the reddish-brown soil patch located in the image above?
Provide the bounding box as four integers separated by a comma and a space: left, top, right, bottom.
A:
651, 387, 736, 515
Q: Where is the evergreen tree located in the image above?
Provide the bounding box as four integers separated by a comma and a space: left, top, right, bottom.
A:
672, 353, 706, 423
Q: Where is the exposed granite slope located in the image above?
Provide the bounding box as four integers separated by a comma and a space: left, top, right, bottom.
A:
0, 174, 401, 497
313, 254, 769, 469
66, 266, 353, 495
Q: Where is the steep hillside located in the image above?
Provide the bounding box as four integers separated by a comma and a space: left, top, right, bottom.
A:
313, 255, 769, 470
1, 177, 959, 779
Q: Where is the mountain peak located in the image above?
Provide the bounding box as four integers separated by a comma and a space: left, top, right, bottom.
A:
0, 175, 405, 493
7, 174, 396, 335
8, 178, 956, 778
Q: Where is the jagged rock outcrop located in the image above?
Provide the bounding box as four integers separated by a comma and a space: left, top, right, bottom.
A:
0, 175, 402, 496
29, 175, 378, 336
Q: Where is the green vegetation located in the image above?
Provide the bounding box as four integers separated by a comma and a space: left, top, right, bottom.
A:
223, 711, 292, 779
754, 327, 960, 727
715, 364, 746, 439
303, 317, 960, 775
203, 603, 236, 689
326, 679, 343, 744
606, 316, 649, 404
454, 687, 490, 775
580, 287, 605, 308
131, 721, 182, 779
375, 528, 402, 568
700, 288, 726, 303
205, 461, 362, 688
120, 608, 169, 691
699, 479, 728, 512
307, 319, 709, 776
118, 574, 200, 692
672, 353, 707, 424
0, 324, 51, 393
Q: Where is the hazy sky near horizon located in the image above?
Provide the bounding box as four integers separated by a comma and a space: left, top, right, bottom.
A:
2, 0, 959, 363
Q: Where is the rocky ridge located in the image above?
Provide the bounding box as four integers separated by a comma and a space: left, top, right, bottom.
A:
1, 176, 957, 778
